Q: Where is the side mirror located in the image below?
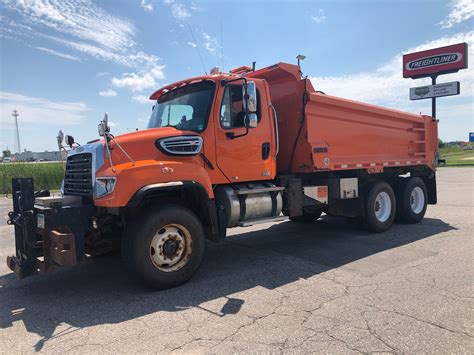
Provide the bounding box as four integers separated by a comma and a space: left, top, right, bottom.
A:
65, 135, 75, 148
56, 130, 64, 149
243, 81, 257, 113
98, 112, 110, 137
245, 113, 258, 128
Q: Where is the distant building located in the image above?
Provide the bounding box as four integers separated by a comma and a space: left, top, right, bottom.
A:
12, 150, 66, 162
445, 141, 468, 147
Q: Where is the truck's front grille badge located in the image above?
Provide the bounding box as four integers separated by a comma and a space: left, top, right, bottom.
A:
64, 153, 93, 197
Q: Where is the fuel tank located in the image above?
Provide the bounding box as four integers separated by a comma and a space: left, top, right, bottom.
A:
215, 182, 283, 227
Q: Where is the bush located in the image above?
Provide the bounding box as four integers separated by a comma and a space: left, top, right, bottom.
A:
0, 162, 65, 194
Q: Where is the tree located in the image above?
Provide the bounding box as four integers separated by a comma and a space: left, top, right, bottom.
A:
438, 139, 444, 148
2, 149, 11, 158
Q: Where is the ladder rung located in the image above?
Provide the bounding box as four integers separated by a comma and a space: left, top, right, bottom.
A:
413, 140, 426, 144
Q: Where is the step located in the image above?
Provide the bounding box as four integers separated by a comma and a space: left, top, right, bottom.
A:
234, 186, 285, 195
413, 152, 426, 156
238, 216, 289, 227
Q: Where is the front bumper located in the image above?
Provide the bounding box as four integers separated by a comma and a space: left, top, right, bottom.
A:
6, 178, 92, 279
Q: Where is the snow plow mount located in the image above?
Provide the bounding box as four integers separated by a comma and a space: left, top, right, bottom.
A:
6, 178, 92, 279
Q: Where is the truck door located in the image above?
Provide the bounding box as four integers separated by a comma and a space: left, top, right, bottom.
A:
215, 82, 276, 182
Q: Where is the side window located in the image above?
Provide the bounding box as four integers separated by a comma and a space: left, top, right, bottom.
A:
220, 85, 245, 129
219, 84, 261, 129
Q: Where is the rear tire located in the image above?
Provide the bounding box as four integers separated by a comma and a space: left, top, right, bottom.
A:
122, 204, 206, 290
396, 177, 427, 224
364, 181, 396, 233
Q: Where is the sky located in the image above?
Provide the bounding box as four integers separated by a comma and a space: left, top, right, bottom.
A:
0, 0, 473, 153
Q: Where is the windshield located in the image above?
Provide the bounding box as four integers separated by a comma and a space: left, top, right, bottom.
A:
147, 81, 215, 132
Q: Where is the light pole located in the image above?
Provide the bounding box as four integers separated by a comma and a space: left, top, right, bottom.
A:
12, 110, 21, 154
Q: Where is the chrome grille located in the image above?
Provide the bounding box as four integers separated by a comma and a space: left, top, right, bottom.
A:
158, 136, 203, 155
64, 153, 93, 197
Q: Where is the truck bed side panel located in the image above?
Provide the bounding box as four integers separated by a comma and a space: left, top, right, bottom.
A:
303, 93, 438, 172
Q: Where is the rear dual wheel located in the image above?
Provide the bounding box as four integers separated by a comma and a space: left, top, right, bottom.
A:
396, 177, 428, 224
364, 181, 396, 233
363, 177, 428, 232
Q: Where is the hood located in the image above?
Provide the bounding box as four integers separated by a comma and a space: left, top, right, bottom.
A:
99, 127, 201, 169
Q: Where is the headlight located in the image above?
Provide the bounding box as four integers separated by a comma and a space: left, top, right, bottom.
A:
95, 177, 116, 198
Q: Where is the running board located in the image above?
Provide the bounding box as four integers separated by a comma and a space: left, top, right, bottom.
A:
238, 216, 289, 227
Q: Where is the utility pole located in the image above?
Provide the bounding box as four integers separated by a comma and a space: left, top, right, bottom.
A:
12, 109, 21, 154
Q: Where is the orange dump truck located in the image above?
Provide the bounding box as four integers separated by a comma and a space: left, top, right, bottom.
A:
7, 62, 438, 289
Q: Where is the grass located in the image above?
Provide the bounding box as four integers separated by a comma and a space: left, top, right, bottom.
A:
439, 145, 474, 167
0, 162, 65, 195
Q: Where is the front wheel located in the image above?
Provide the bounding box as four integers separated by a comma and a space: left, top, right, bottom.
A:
364, 181, 396, 233
122, 205, 206, 289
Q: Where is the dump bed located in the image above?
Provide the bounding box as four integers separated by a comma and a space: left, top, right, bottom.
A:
250, 63, 438, 174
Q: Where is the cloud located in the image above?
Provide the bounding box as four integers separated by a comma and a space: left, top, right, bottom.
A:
171, 3, 191, 19
96, 71, 110, 77
187, 41, 197, 48
132, 95, 151, 104
311, 9, 326, 24
2, 0, 135, 52
0, 92, 90, 126
202, 32, 219, 55
111, 64, 165, 92
99, 89, 118, 97
141, 0, 153, 12
112, 73, 156, 92
440, 0, 474, 28
0, 1, 165, 73
163, 0, 191, 19
33, 46, 82, 62
310, 31, 474, 141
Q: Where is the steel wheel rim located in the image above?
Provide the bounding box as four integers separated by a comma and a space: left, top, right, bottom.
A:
150, 224, 193, 272
410, 186, 425, 214
374, 191, 391, 222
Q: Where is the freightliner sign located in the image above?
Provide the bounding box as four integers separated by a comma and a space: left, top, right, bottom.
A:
403, 43, 468, 79
409, 81, 460, 101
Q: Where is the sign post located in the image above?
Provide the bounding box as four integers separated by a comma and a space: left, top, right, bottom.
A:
403, 42, 468, 119
431, 76, 437, 118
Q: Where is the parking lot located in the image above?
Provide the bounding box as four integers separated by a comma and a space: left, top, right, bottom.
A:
0, 167, 472, 353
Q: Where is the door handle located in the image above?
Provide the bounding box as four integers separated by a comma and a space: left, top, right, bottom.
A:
262, 142, 270, 160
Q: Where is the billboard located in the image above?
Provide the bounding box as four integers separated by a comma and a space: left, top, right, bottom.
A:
403, 42, 468, 79
470, 132, 474, 143
409, 81, 460, 100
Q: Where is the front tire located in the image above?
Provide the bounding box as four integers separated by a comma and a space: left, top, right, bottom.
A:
364, 181, 396, 233
396, 177, 427, 224
122, 204, 206, 289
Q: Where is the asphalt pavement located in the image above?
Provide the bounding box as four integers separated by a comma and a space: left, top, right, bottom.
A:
0, 167, 472, 353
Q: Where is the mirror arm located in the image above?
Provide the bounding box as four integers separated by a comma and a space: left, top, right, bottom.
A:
225, 127, 249, 140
